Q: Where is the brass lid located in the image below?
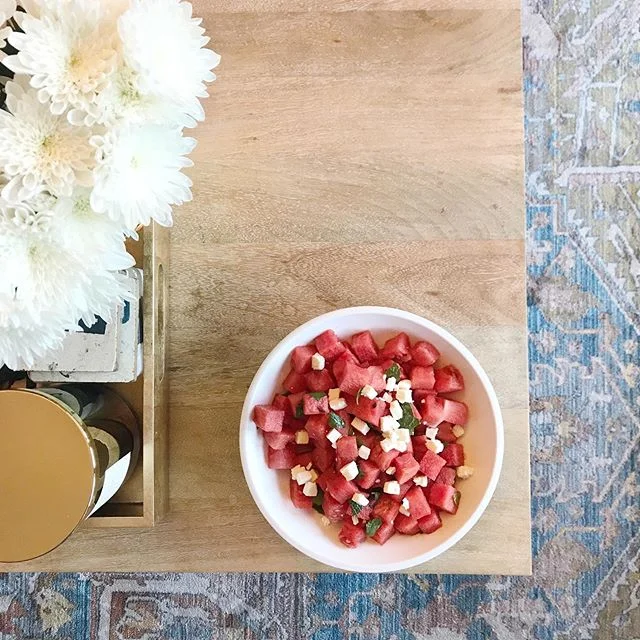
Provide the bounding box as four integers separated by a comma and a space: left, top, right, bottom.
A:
0, 389, 97, 562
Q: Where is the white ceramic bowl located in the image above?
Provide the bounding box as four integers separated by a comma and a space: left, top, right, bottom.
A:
239, 306, 503, 572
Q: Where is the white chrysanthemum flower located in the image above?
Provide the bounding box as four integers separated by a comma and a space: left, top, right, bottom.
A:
91, 123, 196, 230
118, 0, 220, 128
0, 78, 94, 202
0, 0, 16, 52
5, 0, 122, 126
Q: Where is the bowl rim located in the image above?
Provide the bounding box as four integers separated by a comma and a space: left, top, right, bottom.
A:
239, 306, 504, 572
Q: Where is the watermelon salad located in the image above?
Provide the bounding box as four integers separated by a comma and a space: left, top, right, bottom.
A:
251, 329, 474, 548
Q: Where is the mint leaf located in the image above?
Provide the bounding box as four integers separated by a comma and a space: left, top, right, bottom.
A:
366, 518, 382, 537
312, 489, 324, 513
328, 412, 345, 430
294, 402, 304, 419
281, 390, 291, 396
312, 503, 324, 514
384, 363, 401, 381
398, 402, 419, 434
309, 391, 326, 400
350, 500, 363, 516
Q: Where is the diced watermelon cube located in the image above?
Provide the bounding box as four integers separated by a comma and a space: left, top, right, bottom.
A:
287, 392, 305, 414
436, 422, 458, 443
370, 442, 400, 471
388, 481, 412, 503
338, 520, 366, 548
372, 495, 400, 524
326, 471, 358, 504
335, 361, 372, 396
422, 394, 445, 427
394, 452, 420, 484
412, 435, 428, 461
367, 365, 386, 393
283, 415, 306, 430
440, 443, 465, 467
413, 423, 427, 436
434, 364, 464, 393
316, 472, 330, 492
332, 350, 360, 380
436, 466, 457, 486
418, 511, 442, 534
427, 482, 460, 514
312, 444, 334, 472
413, 389, 437, 411
253, 405, 284, 433
315, 330, 346, 361
283, 369, 307, 394
272, 393, 293, 415
264, 427, 296, 450
289, 479, 313, 509
347, 396, 386, 427
404, 485, 431, 519
305, 369, 335, 392
335, 409, 351, 435
411, 340, 440, 366
380, 332, 412, 362
371, 520, 395, 544
350, 330, 379, 364
419, 449, 447, 480
394, 513, 420, 535
290, 345, 316, 374
302, 393, 329, 415
336, 435, 358, 468
410, 365, 435, 390
322, 492, 348, 521
442, 399, 468, 425
305, 414, 328, 442
267, 444, 297, 469
357, 431, 379, 451
294, 450, 314, 467
356, 459, 380, 489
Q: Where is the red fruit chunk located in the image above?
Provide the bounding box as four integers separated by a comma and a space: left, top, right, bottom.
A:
267, 445, 297, 469
370, 442, 400, 471
440, 443, 465, 467
394, 513, 420, 535
305, 414, 328, 442
372, 495, 400, 524
434, 364, 465, 394
380, 332, 412, 362
315, 330, 346, 361
357, 504, 373, 522
322, 493, 348, 521
253, 405, 284, 433
335, 409, 351, 435
394, 452, 420, 484
412, 435, 428, 461
283, 415, 306, 430
371, 520, 395, 544
316, 472, 330, 492
350, 330, 379, 364
302, 393, 329, 415
410, 366, 435, 390
404, 485, 431, 519
295, 451, 314, 467
422, 394, 445, 427
332, 350, 360, 380
419, 449, 447, 480
305, 369, 335, 392
290, 345, 316, 374
290, 479, 313, 509
367, 365, 386, 393
339, 520, 366, 548
437, 422, 458, 443
356, 459, 380, 489
347, 396, 386, 427
283, 369, 307, 394
418, 511, 442, 534
312, 445, 334, 472
413, 389, 437, 410
336, 361, 372, 396
287, 392, 305, 414
272, 394, 292, 415
428, 482, 460, 514
436, 466, 457, 486
358, 432, 379, 451
388, 481, 412, 503
336, 436, 358, 468
411, 340, 440, 366
442, 399, 468, 425
326, 471, 358, 504
264, 428, 296, 450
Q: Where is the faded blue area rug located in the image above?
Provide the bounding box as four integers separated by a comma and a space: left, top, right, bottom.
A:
2, 1, 639, 638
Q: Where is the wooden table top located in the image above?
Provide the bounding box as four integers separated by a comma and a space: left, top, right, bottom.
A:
6, 0, 530, 574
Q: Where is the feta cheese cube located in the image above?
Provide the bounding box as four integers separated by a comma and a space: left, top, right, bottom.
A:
389, 400, 403, 420
290, 464, 305, 479
329, 397, 347, 411
396, 388, 413, 403
309, 469, 319, 482
413, 475, 428, 487
452, 424, 465, 438
380, 438, 396, 453
425, 427, 439, 441
351, 515, 359, 525
327, 428, 342, 445
394, 441, 408, 452
358, 445, 371, 460
456, 465, 474, 479
425, 438, 444, 454
380, 416, 400, 432
321, 515, 331, 527
351, 417, 370, 435
381, 392, 393, 403
340, 461, 359, 481
295, 470, 312, 485
303, 481, 318, 497
385, 376, 397, 392
383, 480, 400, 495
361, 384, 377, 399
295, 430, 310, 444
401, 497, 410, 510
396, 428, 411, 443
397, 379, 412, 390
385, 466, 396, 475
311, 352, 325, 370
328, 388, 341, 402
399, 505, 410, 517
351, 492, 369, 506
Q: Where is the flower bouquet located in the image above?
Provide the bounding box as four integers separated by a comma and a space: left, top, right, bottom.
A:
0, 0, 219, 371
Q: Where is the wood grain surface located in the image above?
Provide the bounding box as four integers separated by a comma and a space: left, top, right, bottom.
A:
3, 0, 530, 574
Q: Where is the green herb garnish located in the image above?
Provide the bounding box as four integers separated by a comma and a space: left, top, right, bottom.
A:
366, 518, 382, 537
294, 402, 304, 419
350, 500, 363, 516
309, 391, 326, 400
384, 363, 401, 381
281, 390, 291, 396
312, 503, 324, 514
368, 487, 383, 503
328, 412, 345, 430
398, 402, 420, 434
453, 491, 461, 506
312, 489, 324, 513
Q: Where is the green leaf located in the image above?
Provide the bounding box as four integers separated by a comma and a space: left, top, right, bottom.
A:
312, 489, 324, 513
366, 518, 382, 537
312, 503, 324, 514
309, 391, 326, 400
453, 491, 461, 506
328, 412, 345, 430
355, 388, 363, 405
294, 402, 304, 419
384, 363, 401, 381
281, 390, 291, 396
350, 500, 363, 516
368, 487, 383, 503
398, 402, 420, 434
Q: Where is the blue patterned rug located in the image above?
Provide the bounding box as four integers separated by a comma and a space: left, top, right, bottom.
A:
2, 1, 639, 638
